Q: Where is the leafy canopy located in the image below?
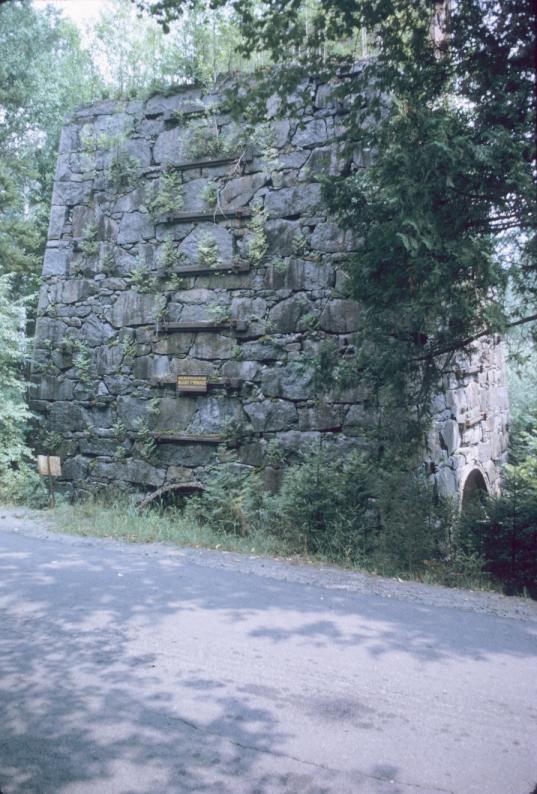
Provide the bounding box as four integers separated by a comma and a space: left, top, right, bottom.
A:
0, 0, 100, 294
138, 0, 536, 434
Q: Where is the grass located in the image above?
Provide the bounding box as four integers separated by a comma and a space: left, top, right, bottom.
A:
44, 497, 503, 594
50, 498, 292, 557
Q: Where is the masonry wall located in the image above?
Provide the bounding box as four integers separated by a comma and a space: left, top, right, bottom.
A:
31, 80, 509, 499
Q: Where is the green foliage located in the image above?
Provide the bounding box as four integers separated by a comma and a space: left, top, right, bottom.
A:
291, 232, 308, 257
93, 0, 266, 94
135, 418, 157, 460
459, 421, 537, 597
0, 463, 50, 509
107, 153, 140, 190
197, 233, 219, 269
0, 2, 101, 295
100, 248, 116, 276
207, 302, 230, 324
79, 224, 100, 258
201, 181, 218, 208
184, 464, 260, 536
0, 275, 32, 474
185, 123, 224, 161
121, 336, 137, 359
182, 447, 454, 579
265, 447, 374, 559
161, 272, 187, 291
149, 170, 184, 217
140, 0, 536, 458
128, 264, 155, 293
159, 237, 185, 269
72, 339, 94, 387
247, 207, 268, 266
113, 420, 127, 442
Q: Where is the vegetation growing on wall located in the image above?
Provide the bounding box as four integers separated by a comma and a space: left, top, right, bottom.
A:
0, 0, 535, 598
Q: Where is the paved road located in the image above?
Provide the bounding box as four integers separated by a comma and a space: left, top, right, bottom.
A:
1, 510, 536, 794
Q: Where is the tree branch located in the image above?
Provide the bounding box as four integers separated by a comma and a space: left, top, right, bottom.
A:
413, 312, 537, 362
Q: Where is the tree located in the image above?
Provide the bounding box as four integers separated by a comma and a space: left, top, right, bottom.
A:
0, 274, 31, 471
88, 0, 267, 96
137, 0, 536, 443
0, 0, 101, 295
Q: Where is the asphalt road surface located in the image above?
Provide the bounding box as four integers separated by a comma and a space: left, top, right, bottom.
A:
1, 509, 536, 794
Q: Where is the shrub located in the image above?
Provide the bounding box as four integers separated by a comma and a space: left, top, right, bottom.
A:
455, 418, 537, 597
184, 463, 254, 535
0, 275, 32, 479
265, 447, 375, 559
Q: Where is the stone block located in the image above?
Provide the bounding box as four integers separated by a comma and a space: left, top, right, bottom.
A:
103, 375, 132, 394
231, 297, 267, 335
292, 118, 328, 148
239, 340, 287, 361
221, 360, 259, 381
56, 279, 95, 305
261, 363, 314, 400
221, 173, 266, 210
54, 181, 92, 207
117, 211, 155, 244
48, 206, 67, 239
238, 440, 266, 467
31, 374, 75, 401
298, 405, 344, 431
112, 185, 148, 214
265, 219, 301, 256
92, 344, 124, 375
47, 402, 87, 433
178, 223, 233, 266
320, 300, 360, 333
35, 317, 71, 347
188, 396, 246, 434
153, 127, 187, 165
116, 396, 149, 430
244, 399, 297, 432
310, 222, 355, 253
83, 404, 114, 429
265, 259, 335, 291
43, 246, 70, 277
342, 404, 369, 436
58, 124, 79, 155
190, 334, 235, 360
435, 467, 458, 498
169, 358, 214, 377
81, 315, 116, 347
62, 456, 89, 481
118, 137, 152, 169
71, 206, 95, 238
154, 333, 194, 357
440, 420, 460, 456
180, 178, 211, 212
106, 291, 166, 328
80, 436, 126, 456
156, 443, 216, 468
270, 119, 291, 148
264, 184, 323, 218
269, 295, 309, 333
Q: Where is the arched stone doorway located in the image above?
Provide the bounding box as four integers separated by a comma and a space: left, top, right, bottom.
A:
461, 468, 489, 511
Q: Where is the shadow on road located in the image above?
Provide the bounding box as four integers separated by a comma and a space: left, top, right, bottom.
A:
0, 525, 535, 793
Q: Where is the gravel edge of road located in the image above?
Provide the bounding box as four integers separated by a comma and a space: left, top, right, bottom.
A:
1, 506, 536, 623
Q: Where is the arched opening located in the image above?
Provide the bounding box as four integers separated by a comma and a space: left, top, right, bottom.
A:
138, 482, 204, 511
461, 468, 488, 511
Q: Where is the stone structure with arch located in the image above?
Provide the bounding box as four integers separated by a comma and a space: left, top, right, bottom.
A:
30, 80, 510, 500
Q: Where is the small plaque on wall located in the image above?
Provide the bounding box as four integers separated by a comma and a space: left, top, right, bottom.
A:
176, 375, 208, 393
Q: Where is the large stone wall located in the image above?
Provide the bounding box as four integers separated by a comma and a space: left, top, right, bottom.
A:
31, 80, 509, 500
